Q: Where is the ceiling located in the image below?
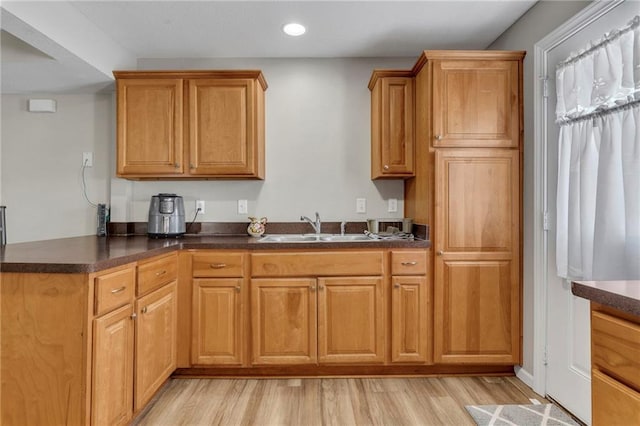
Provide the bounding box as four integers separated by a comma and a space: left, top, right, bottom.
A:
0, 0, 537, 94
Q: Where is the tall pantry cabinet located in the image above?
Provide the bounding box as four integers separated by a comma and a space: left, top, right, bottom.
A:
405, 50, 525, 364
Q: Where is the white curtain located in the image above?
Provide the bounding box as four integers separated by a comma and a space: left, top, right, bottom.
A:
556, 16, 640, 280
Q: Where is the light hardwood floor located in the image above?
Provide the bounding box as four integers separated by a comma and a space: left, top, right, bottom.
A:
134, 376, 546, 425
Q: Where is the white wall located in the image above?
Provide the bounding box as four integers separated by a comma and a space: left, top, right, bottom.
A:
488, 0, 590, 380
111, 57, 414, 224
0, 58, 413, 243
1, 94, 112, 243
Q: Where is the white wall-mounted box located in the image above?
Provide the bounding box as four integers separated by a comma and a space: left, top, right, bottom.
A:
28, 99, 57, 113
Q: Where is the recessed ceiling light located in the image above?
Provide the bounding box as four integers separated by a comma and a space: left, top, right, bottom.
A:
283, 23, 306, 37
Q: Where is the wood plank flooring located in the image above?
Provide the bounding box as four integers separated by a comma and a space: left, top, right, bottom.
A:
134, 376, 546, 425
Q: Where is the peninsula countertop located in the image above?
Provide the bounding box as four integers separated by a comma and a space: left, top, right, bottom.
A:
0, 234, 431, 274
572, 280, 640, 317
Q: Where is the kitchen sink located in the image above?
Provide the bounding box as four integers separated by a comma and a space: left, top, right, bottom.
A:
258, 234, 375, 243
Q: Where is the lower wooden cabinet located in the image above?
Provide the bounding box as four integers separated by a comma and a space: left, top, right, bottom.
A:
433, 149, 520, 365
391, 276, 428, 363
318, 277, 384, 364
192, 278, 245, 365
134, 281, 177, 410
250, 276, 385, 365
590, 304, 640, 425
92, 304, 135, 426
251, 278, 317, 365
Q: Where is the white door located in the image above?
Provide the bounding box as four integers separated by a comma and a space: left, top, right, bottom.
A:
544, 3, 638, 424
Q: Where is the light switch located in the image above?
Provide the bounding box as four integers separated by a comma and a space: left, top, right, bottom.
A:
356, 198, 366, 214
238, 199, 248, 214
388, 198, 398, 213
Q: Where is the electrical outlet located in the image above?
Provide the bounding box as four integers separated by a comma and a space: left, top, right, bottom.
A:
82, 152, 93, 167
195, 200, 205, 214
356, 198, 366, 213
238, 199, 248, 215
388, 198, 398, 213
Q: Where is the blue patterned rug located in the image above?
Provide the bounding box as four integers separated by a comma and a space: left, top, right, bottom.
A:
465, 404, 580, 426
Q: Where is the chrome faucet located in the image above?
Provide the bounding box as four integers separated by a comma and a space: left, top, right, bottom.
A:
300, 212, 321, 235
340, 221, 347, 236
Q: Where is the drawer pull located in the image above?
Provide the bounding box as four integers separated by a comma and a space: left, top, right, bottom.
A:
111, 286, 127, 294
401, 261, 418, 266
210, 263, 227, 269
155, 270, 167, 276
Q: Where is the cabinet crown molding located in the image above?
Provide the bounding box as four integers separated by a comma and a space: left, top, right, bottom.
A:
113, 70, 268, 90
411, 50, 526, 74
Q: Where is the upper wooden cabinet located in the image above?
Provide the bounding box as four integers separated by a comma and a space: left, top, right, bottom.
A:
114, 70, 267, 179
412, 50, 524, 148
431, 59, 520, 148
369, 71, 414, 179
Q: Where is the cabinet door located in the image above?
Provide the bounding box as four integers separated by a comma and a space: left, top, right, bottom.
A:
134, 281, 177, 411
433, 149, 520, 364
251, 278, 317, 365
318, 277, 384, 364
192, 278, 244, 366
391, 276, 428, 363
92, 304, 134, 426
432, 60, 519, 148
188, 79, 260, 176
116, 78, 183, 175
371, 76, 414, 178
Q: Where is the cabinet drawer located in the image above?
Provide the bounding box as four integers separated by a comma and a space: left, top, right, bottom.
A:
192, 252, 245, 277
592, 310, 640, 392
251, 251, 384, 277
95, 266, 135, 316
137, 253, 177, 296
592, 369, 640, 426
391, 250, 427, 275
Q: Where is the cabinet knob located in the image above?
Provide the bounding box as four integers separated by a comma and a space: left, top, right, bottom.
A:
394, 283, 400, 289
310, 285, 316, 292
437, 250, 444, 256
235, 286, 241, 292
130, 312, 137, 320
174, 163, 180, 168
141, 306, 148, 314
383, 165, 390, 170
319, 284, 324, 290
435, 134, 443, 141
190, 164, 195, 169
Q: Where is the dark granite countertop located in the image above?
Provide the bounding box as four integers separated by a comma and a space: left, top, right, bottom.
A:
572, 280, 640, 317
0, 234, 431, 274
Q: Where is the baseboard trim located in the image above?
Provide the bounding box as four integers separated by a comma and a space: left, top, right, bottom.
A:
173, 364, 516, 378
514, 365, 535, 388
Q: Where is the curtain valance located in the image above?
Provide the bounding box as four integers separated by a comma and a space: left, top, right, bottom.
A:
556, 15, 640, 124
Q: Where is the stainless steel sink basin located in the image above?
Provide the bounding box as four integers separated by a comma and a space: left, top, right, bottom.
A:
319, 235, 374, 242
258, 234, 374, 243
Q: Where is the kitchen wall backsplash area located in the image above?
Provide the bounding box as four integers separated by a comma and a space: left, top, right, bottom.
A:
109, 57, 414, 224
